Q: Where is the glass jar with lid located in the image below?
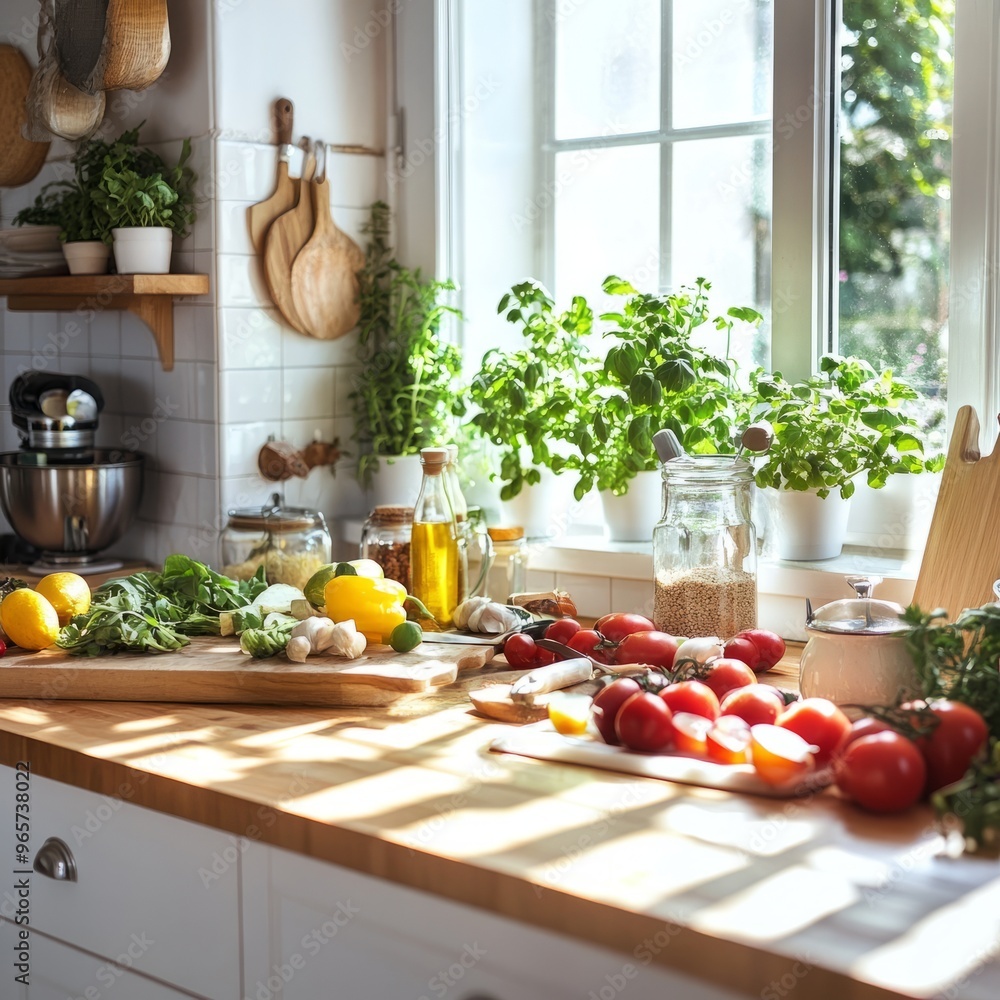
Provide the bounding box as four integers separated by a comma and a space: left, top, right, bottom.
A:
221, 493, 331, 590
485, 526, 528, 602
653, 456, 757, 638
360, 505, 413, 591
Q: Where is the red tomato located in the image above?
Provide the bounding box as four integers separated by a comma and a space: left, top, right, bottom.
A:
594, 612, 656, 643
670, 712, 712, 757
615, 692, 675, 752
544, 618, 582, 644
722, 636, 758, 670
839, 717, 893, 753
0, 638, 6, 657
659, 680, 720, 721
834, 732, 927, 813
719, 686, 783, 727
904, 699, 989, 793
614, 631, 679, 670
591, 678, 642, 745
700, 658, 757, 702
734, 629, 786, 672
776, 698, 851, 767
567, 629, 613, 664
750, 725, 817, 787
502, 633, 555, 669
706, 715, 752, 765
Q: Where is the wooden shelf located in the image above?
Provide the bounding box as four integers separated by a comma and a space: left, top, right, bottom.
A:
0, 273, 210, 371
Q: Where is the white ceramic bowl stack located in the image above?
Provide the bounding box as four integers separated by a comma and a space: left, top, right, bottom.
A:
0, 225, 67, 277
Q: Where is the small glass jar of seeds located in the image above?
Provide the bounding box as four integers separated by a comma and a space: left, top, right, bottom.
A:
653, 456, 757, 638
360, 505, 413, 592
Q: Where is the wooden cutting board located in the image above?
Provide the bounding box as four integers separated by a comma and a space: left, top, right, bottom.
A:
248, 98, 296, 253
913, 405, 1000, 622
0, 636, 494, 707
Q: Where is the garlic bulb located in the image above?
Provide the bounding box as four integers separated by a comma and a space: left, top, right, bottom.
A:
453, 597, 522, 634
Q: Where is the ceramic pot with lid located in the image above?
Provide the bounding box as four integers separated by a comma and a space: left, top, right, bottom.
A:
799, 576, 918, 710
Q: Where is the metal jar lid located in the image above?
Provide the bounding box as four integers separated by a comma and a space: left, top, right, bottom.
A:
806, 576, 908, 636
226, 494, 327, 534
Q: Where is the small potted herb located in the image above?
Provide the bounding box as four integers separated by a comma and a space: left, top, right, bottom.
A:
90, 126, 197, 274
750, 355, 943, 560
352, 201, 464, 505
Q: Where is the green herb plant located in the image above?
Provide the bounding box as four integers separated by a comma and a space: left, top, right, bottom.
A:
352, 201, 463, 485
571, 276, 761, 498
470, 281, 596, 500
749, 355, 943, 499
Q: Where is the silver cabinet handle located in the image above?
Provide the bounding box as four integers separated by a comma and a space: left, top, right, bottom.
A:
33, 837, 77, 882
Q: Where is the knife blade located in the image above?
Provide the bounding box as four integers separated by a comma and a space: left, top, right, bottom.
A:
420, 629, 514, 647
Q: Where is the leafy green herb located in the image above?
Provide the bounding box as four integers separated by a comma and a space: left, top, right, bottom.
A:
240, 620, 296, 659
352, 201, 464, 485
0, 578, 29, 601
749, 356, 943, 499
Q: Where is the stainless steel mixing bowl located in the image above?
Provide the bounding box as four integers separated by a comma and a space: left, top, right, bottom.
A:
0, 450, 144, 558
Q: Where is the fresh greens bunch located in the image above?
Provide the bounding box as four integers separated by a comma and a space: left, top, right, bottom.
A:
57, 556, 267, 656
571, 276, 761, 498
749, 355, 943, 499
90, 126, 197, 238
471, 280, 597, 500
352, 201, 464, 485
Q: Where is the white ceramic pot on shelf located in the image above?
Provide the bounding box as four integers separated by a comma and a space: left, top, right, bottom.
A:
600, 469, 662, 543
500, 469, 571, 540
62, 240, 110, 275
112, 226, 173, 274
366, 454, 424, 508
764, 487, 852, 561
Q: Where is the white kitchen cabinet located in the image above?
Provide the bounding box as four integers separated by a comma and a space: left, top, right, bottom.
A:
0, 766, 240, 999
242, 841, 752, 1000
0, 923, 191, 1000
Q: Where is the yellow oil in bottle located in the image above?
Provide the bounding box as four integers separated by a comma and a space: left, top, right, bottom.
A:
411, 520, 459, 622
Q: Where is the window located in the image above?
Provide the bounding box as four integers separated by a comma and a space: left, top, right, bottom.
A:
428, 0, 999, 440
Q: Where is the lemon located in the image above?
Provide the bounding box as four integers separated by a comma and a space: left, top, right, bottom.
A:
0, 589, 61, 650
34, 572, 92, 626
548, 694, 593, 736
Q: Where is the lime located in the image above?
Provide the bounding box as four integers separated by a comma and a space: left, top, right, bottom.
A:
34, 572, 91, 626
0, 589, 61, 650
389, 621, 422, 653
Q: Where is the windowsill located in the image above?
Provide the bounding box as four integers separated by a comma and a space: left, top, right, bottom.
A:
339, 518, 920, 639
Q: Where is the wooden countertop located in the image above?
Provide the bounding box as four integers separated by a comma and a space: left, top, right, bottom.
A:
1, 648, 999, 1000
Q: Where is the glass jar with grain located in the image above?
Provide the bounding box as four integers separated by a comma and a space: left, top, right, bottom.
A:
653, 456, 757, 638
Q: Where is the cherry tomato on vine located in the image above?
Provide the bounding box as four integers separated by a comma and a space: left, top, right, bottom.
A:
594, 612, 656, 643
706, 715, 752, 765
544, 618, 582, 644
614, 630, 679, 670
567, 629, 613, 663
615, 692, 675, 752
904, 699, 988, 793
750, 725, 817, 787
659, 680, 720, 721
670, 712, 712, 757
726, 629, 786, 673
591, 677, 642, 745
719, 686, 783, 727
839, 717, 893, 753
775, 698, 851, 767
502, 633, 554, 669
834, 732, 927, 813
700, 658, 756, 702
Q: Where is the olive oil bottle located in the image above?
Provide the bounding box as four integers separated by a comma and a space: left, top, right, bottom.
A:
411, 447, 459, 622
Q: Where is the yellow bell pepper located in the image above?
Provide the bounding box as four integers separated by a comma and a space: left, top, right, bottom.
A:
323, 574, 407, 643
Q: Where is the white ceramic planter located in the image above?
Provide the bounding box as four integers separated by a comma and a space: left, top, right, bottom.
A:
62, 240, 110, 275
112, 227, 173, 274
764, 487, 852, 561
846, 472, 942, 553
600, 469, 663, 543
367, 454, 424, 508
500, 469, 570, 540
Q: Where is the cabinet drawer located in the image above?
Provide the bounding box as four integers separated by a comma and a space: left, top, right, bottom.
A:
1, 921, 191, 1000
1, 768, 240, 999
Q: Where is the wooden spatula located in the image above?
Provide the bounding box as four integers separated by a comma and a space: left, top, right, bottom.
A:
247, 98, 296, 253
914, 405, 1000, 621
263, 144, 317, 332
290, 144, 366, 340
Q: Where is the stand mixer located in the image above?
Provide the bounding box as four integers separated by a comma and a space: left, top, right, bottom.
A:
0, 371, 145, 574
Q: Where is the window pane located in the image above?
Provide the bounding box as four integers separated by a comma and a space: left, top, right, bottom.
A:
554, 0, 661, 139
837, 0, 953, 443
671, 136, 771, 370
672, 0, 773, 130
553, 144, 660, 302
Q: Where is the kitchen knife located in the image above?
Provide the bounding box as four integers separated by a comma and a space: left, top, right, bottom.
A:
510, 657, 594, 703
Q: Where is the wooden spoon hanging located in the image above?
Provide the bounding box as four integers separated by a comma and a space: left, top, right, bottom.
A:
264, 144, 317, 332
290, 144, 366, 340
248, 98, 296, 252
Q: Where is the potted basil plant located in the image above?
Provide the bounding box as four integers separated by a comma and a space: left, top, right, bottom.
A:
90, 126, 197, 274
749, 355, 943, 560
